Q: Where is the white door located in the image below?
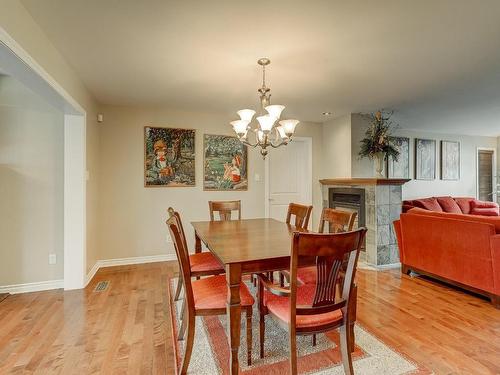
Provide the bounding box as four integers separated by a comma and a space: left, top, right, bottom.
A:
265, 137, 312, 225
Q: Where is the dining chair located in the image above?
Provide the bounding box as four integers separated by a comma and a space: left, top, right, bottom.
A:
208, 200, 241, 221
257, 228, 367, 375
286, 202, 313, 229
167, 213, 254, 374
295, 208, 358, 284
168, 208, 224, 301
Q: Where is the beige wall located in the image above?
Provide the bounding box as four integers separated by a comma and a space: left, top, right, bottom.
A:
0, 0, 100, 274
321, 114, 352, 179
97, 105, 323, 260
350, 113, 498, 199
0, 75, 64, 285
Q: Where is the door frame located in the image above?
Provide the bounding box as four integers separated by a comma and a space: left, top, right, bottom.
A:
1, 27, 87, 290
264, 136, 313, 219
476, 147, 497, 202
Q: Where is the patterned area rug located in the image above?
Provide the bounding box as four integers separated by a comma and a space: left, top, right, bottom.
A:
168, 278, 431, 374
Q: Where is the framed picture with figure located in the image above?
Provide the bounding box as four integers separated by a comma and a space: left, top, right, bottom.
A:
203, 134, 248, 191
144, 126, 195, 187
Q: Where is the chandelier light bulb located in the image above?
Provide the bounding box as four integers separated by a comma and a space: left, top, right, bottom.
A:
230, 120, 250, 136
256, 115, 275, 133
265, 105, 285, 120
279, 119, 299, 137
276, 125, 288, 140
237, 109, 256, 122
256, 129, 265, 143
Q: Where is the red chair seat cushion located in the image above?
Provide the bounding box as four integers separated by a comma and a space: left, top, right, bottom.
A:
436, 196, 462, 214
264, 285, 343, 329
190, 252, 224, 273
297, 266, 317, 285
192, 275, 254, 310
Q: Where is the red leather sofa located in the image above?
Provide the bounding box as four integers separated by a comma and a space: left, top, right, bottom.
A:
393, 207, 500, 308
402, 196, 499, 216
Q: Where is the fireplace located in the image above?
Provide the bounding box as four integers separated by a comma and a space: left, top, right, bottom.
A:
321, 178, 410, 266
329, 187, 365, 228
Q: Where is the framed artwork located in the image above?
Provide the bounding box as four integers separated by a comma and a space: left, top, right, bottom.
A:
203, 134, 248, 191
441, 140, 460, 180
144, 126, 195, 187
387, 137, 410, 178
415, 138, 436, 180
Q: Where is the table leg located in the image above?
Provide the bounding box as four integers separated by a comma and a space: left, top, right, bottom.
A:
195, 232, 202, 254
226, 263, 242, 375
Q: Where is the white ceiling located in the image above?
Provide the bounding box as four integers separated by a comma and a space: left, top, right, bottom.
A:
20, 0, 500, 135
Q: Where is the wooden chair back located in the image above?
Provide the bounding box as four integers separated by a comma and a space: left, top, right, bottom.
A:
289, 228, 367, 318
318, 208, 357, 233
286, 203, 313, 229
209, 200, 241, 221
168, 207, 189, 249
166, 212, 194, 307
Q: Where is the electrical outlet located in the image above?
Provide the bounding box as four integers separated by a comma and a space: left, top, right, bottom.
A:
166, 233, 173, 243
49, 253, 57, 265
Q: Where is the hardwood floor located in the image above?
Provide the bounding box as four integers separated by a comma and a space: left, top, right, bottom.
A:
0, 262, 498, 374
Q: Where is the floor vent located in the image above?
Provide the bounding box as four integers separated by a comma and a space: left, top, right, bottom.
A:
94, 281, 109, 292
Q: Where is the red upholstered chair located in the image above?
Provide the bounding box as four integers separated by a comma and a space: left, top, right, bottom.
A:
257, 228, 366, 375
168, 208, 224, 301
167, 213, 254, 374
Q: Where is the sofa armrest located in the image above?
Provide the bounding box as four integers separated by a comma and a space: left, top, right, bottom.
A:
490, 235, 500, 294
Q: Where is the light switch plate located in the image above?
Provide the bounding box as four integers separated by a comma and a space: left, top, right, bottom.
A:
255, 173, 261, 182
49, 253, 57, 265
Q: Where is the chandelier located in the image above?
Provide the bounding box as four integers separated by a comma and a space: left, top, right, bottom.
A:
230, 58, 299, 159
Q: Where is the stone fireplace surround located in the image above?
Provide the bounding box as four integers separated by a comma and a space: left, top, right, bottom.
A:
320, 178, 410, 267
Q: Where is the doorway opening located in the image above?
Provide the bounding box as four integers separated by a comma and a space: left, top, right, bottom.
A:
1, 30, 87, 291
477, 148, 496, 202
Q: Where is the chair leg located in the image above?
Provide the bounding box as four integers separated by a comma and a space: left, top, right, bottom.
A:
180, 314, 195, 375
178, 308, 187, 340
289, 327, 298, 375
312, 333, 316, 346
339, 324, 354, 375
179, 298, 186, 321
252, 274, 257, 287
174, 277, 184, 301
349, 323, 355, 353
259, 313, 265, 359
246, 308, 252, 366
279, 273, 285, 287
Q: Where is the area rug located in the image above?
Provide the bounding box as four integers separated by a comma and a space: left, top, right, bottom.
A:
168, 278, 431, 374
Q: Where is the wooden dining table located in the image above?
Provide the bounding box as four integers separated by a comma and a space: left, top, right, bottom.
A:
191, 218, 304, 374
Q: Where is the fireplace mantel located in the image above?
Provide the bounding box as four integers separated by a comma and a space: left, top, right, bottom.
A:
320, 178, 410, 186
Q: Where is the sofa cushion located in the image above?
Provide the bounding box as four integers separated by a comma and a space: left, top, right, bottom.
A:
471, 207, 499, 216
454, 197, 474, 214
407, 207, 500, 232
436, 196, 462, 214
413, 197, 443, 212
470, 200, 499, 209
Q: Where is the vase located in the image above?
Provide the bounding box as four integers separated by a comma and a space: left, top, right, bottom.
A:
374, 152, 385, 178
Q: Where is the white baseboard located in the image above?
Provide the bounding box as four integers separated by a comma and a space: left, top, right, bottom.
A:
85, 261, 100, 287
358, 261, 401, 271
85, 254, 177, 286
0, 279, 64, 294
